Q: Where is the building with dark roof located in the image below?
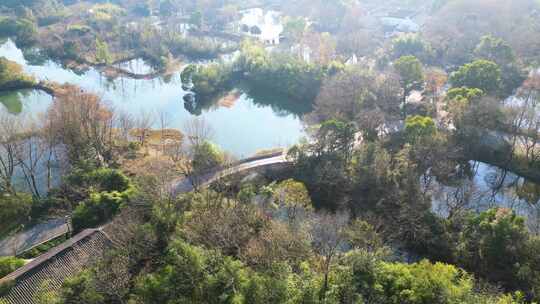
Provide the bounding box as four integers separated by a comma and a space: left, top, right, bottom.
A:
0, 229, 112, 304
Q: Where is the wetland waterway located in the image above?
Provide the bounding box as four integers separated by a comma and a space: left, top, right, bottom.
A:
0, 39, 305, 157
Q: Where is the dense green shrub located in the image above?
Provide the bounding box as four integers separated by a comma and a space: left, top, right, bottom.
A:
237, 42, 336, 103
67, 24, 92, 36
0, 257, 25, 278
69, 168, 135, 232
132, 239, 294, 303
391, 34, 434, 63
0, 18, 19, 37
19, 236, 68, 259
0, 57, 36, 88
183, 42, 342, 112
37, 8, 69, 27
0, 17, 38, 47
181, 63, 235, 114
446, 87, 485, 103
472, 35, 526, 97
405, 115, 436, 143
394, 55, 425, 105
457, 208, 540, 297
374, 260, 474, 303
289, 119, 356, 208
141, 45, 170, 70
72, 190, 132, 232
182, 63, 233, 98
191, 141, 226, 174
42, 40, 81, 62
0, 279, 15, 297
56, 270, 103, 303
449, 60, 502, 95
126, 240, 523, 304
0, 193, 33, 235
62, 41, 80, 61
67, 168, 131, 193
88, 168, 131, 193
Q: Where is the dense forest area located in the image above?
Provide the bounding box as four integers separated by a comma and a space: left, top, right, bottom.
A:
0, 0, 540, 303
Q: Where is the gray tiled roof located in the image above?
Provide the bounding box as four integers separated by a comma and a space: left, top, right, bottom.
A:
0, 229, 111, 304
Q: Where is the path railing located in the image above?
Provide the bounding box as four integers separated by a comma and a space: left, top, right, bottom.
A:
171, 149, 292, 195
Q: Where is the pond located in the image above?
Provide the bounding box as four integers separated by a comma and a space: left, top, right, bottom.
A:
429, 161, 540, 233
0, 90, 52, 115
116, 58, 156, 75
0, 40, 306, 158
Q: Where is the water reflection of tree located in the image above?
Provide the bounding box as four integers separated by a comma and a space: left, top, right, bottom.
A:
430, 173, 487, 219
517, 181, 540, 234
183, 83, 312, 117
517, 181, 540, 205
240, 83, 312, 118
0, 90, 31, 114
428, 160, 540, 232
22, 48, 48, 66
0, 112, 65, 197
476, 162, 540, 233
183, 92, 221, 116
98, 72, 176, 102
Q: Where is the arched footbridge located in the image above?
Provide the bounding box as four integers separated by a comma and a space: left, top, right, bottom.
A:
170, 150, 293, 195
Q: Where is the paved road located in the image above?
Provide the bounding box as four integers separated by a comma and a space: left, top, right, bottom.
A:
0, 218, 69, 257
171, 153, 290, 195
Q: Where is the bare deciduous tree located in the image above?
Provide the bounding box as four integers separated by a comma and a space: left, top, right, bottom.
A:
310, 70, 401, 141
183, 117, 214, 147
134, 109, 155, 147
424, 68, 448, 104
116, 110, 136, 142
14, 117, 47, 198
0, 112, 22, 194
515, 74, 540, 166
45, 86, 115, 165
310, 210, 349, 300
177, 118, 216, 189
158, 109, 172, 152
41, 110, 61, 192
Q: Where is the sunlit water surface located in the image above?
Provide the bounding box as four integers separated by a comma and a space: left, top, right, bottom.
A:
0, 39, 305, 158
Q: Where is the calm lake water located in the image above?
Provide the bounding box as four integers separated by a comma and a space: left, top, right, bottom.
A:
2, 41, 539, 228
0, 90, 52, 115
430, 161, 540, 232
0, 40, 305, 157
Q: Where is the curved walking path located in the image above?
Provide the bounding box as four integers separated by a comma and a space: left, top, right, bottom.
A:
0, 151, 291, 259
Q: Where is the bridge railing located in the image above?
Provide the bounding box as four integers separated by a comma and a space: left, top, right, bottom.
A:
209, 149, 287, 174
171, 149, 293, 194
176, 149, 288, 187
